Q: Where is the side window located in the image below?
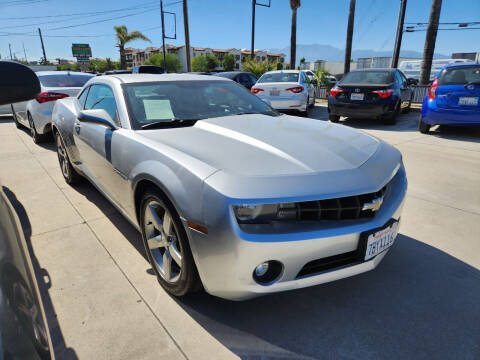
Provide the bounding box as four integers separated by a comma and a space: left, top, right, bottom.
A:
237, 74, 250, 86
77, 86, 90, 109
84, 84, 119, 125
248, 74, 258, 85
395, 72, 405, 88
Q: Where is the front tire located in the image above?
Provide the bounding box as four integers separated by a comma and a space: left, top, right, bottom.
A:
140, 188, 201, 297
55, 131, 81, 184
418, 117, 431, 134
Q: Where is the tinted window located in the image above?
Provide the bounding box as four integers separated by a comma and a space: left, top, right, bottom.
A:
123, 80, 278, 128
341, 71, 392, 84
258, 72, 299, 83
38, 74, 93, 87
247, 74, 258, 84
438, 66, 480, 85
77, 87, 90, 108
237, 74, 250, 86
84, 84, 118, 123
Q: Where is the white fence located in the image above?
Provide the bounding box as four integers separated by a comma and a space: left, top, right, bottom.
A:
315, 85, 430, 104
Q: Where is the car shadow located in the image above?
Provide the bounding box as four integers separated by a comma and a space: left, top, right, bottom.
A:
61, 179, 480, 359
173, 234, 480, 360
16, 124, 56, 151
426, 125, 480, 143
2, 186, 79, 360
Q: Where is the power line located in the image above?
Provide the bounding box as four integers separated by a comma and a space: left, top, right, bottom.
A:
0, 1, 157, 20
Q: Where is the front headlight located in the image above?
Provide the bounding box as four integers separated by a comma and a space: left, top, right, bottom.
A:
233, 203, 298, 224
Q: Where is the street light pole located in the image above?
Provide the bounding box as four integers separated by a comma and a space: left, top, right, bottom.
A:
344, 0, 356, 74
9, 44, 13, 60
391, 0, 407, 68
38, 28, 47, 65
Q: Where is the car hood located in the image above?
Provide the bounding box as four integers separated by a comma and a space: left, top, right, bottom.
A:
137, 114, 379, 177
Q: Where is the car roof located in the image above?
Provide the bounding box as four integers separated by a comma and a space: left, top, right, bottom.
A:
349, 68, 394, 73
100, 73, 228, 83
216, 71, 253, 79
35, 71, 93, 76
443, 62, 479, 69
264, 70, 300, 74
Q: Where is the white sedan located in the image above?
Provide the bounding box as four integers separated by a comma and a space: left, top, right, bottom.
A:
11, 71, 93, 143
251, 70, 316, 117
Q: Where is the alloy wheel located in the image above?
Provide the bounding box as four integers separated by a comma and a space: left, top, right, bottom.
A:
56, 133, 70, 178
143, 201, 182, 283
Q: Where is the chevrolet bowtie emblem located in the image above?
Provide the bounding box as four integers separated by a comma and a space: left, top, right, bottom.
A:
362, 197, 384, 212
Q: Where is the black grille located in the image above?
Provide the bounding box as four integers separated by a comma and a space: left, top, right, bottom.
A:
296, 251, 360, 278
289, 186, 387, 222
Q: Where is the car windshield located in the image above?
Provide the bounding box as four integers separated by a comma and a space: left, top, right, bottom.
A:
341, 71, 392, 84
38, 74, 93, 87
258, 72, 299, 83
438, 66, 480, 85
124, 80, 279, 128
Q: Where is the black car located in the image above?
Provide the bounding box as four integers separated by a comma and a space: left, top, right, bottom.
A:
328, 68, 415, 125
132, 65, 165, 74
215, 71, 258, 90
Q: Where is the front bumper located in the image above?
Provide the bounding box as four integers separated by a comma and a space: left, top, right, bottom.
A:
186, 164, 407, 301
421, 97, 480, 126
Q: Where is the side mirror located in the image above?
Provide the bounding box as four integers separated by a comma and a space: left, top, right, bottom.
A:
78, 109, 117, 130
0, 61, 41, 106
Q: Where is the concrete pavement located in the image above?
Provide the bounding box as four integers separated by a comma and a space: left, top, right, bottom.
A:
0, 106, 479, 359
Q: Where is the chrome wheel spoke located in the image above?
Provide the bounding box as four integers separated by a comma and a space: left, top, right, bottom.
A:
147, 235, 164, 250
148, 205, 164, 230
170, 238, 182, 266
163, 250, 172, 281
162, 211, 173, 236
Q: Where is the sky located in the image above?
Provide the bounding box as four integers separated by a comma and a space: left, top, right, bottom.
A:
0, 0, 479, 63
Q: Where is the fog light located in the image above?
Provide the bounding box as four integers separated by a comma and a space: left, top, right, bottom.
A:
255, 262, 269, 277
252, 260, 283, 285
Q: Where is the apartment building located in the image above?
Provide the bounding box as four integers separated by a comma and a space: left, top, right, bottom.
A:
125, 44, 285, 72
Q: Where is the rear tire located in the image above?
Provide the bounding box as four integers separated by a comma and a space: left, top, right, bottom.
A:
55, 131, 82, 184
402, 99, 412, 114
139, 188, 202, 297
11, 105, 21, 129
383, 102, 400, 125
418, 117, 431, 134
329, 114, 340, 123
28, 113, 44, 144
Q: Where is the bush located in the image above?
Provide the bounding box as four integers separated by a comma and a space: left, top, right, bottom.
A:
191, 54, 219, 72
144, 53, 182, 73
315, 68, 333, 89
57, 63, 81, 71
222, 54, 235, 71
241, 59, 280, 78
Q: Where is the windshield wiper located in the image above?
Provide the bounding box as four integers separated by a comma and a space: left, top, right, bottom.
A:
141, 118, 199, 129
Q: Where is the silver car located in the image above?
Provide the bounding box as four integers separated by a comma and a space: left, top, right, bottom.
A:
52, 74, 407, 300
11, 71, 93, 143
251, 70, 316, 117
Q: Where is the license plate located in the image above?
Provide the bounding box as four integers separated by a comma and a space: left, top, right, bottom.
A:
351, 93, 364, 101
458, 97, 478, 106
270, 90, 280, 96
363, 221, 399, 261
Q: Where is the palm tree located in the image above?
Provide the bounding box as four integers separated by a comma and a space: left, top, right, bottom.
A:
114, 25, 151, 70
289, 0, 301, 69
344, 0, 356, 74
419, 0, 443, 85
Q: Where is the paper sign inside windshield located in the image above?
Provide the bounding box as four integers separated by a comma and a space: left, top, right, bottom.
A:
143, 99, 174, 120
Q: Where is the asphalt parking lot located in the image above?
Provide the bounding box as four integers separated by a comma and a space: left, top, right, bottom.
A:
1, 103, 479, 360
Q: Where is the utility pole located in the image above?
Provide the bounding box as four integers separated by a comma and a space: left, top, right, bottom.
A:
38, 28, 47, 65
160, 0, 177, 73
23, 42, 28, 63
9, 43, 13, 60
183, 0, 191, 72
160, 0, 167, 72
250, 0, 270, 60
391, 0, 407, 68
251, 0, 256, 59
344, 0, 356, 74
419, 0, 442, 85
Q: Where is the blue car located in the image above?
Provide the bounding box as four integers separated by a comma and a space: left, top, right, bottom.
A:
419, 63, 480, 133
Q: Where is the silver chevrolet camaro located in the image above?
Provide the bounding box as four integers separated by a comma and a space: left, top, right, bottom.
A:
51, 73, 407, 300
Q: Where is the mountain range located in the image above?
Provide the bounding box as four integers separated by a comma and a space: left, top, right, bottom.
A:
268, 44, 449, 62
